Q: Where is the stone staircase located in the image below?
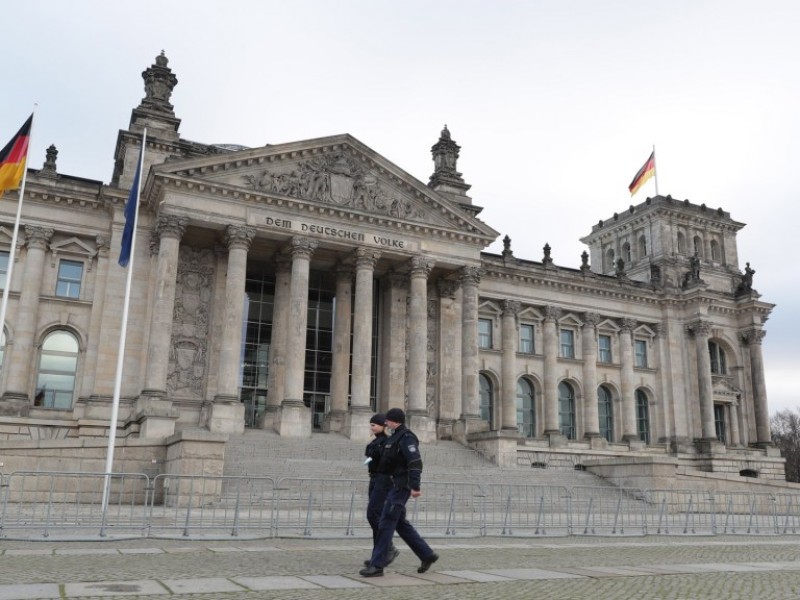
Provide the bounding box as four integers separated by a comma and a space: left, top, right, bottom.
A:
223, 429, 619, 490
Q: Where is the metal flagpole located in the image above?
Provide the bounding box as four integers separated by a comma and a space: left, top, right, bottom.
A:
101, 128, 147, 522
653, 144, 659, 196
0, 108, 37, 354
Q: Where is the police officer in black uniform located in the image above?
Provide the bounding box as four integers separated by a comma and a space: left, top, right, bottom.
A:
363, 413, 398, 566
360, 408, 439, 577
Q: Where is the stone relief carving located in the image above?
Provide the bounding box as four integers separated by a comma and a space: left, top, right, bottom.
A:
242, 152, 426, 222
167, 247, 215, 399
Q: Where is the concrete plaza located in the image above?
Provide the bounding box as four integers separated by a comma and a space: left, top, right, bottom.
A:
2, 535, 800, 599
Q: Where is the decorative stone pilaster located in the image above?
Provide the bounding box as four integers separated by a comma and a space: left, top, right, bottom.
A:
436, 277, 461, 438
406, 256, 436, 442
686, 319, 717, 443
323, 263, 353, 433
344, 248, 381, 441
0, 226, 53, 415
276, 237, 317, 438
500, 300, 521, 433
619, 318, 640, 446
379, 269, 408, 414
453, 266, 487, 442
581, 312, 602, 445
261, 252, 292, 430
741, 328, 771, 446
542, 305, 562, 437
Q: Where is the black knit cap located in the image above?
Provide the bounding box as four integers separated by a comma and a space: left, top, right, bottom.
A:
370, 413, 386, 426
385, 407, 406, 424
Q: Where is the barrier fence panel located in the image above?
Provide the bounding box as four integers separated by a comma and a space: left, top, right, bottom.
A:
714, 491, 780, 535
483, 484, 571, 537
642, 489, 718, 535
0, 471, 150, 539
273, 478, 369, 538
406, 482, 486, 537
148, 475, 275, 539
571, 486, 648, 536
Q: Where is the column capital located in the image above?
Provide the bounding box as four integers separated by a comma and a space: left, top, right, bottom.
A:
95, 235, 110, 258
583, 312, 601, 328
24, 225, 54, 250
620, 317, 637, 333
409, 255, 433, 278
354, 247, 381, 270
289, 236, 318, 260
156, 215, 189, 241
544, 304, 562, 323
459, 265, 482, 286
685, 319, 713, 337
740, 328, 766, 345
654, 321, 667, 337
223, 224, 256, 251
502, 299, 521, 318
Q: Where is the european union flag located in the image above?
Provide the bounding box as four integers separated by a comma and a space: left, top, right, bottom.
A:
118, 143, 143, 267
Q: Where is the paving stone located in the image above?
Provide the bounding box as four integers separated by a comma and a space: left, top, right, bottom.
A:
300, 575, 371, 588
230, 576, 320, 590
119, 548, 164, 555
483, 568, 585, 580
0, 583, 60, 600
64, 580, 167, 597
160, 577, 247, 594
441, 570, 516, 582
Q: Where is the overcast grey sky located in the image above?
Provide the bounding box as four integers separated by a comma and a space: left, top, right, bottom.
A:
3, 0, 798, 413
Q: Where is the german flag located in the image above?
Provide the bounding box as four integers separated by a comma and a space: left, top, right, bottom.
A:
0, 115, 33, 198
628, 150, 656, 196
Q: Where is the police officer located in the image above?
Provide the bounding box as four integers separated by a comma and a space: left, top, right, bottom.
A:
359, 408, 439, 577
363, 413, 398, 567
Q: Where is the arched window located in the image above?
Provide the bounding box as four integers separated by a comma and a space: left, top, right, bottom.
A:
638, 235, 647, 258
622, 242, 632, 264
693, 235, 703, 258
479, 373, 494, 429
558, 381, 576, 440
35, 330, 79, 409
677, 231, 686, 254
516, 378, 535, 438
604, 248, 615, 272
598, 385, 614, 442
710, 239, 721, 262
708, 341, 727, 375
636, 389, 650, 444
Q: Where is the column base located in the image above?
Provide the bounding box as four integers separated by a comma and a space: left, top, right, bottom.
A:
322, 409, 347, 433
275, 400, 311, 438
205, 396, 245, 435
622, 433, 646, 451
0, 392, 31, 417
436, 418, 456, 441
258, 404, 281, 430
132, 393, 179, 439
452, 414, 489, 444
343, 407, 373, 442
694, 437, 726, 455
407, 412, 437, 444
544, 430, 568, 448
583, 432, 608, 450
467, 429, 520, 468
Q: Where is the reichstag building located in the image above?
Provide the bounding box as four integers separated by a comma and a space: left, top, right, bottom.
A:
0, 53, 782, 482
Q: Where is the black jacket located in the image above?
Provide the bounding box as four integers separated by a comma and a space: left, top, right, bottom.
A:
377, 424, 424, 491
365, 432, 388, 476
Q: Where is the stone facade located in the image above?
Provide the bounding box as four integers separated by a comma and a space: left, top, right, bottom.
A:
0, 54, 781, 481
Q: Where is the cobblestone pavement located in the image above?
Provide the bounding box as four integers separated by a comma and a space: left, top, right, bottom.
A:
2, 536, 800, 599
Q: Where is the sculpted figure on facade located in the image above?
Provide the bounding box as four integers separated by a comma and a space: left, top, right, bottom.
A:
242, 151, 426, 222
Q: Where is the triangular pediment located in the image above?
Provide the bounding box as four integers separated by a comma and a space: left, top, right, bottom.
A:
151, 134, 497, 241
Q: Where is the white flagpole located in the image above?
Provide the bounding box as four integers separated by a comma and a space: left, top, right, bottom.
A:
653, 144, 659, 196
0, 108, 36, 353
101, 129, 147, 517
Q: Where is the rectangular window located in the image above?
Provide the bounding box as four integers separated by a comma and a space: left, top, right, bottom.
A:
598, 334, 612, 363
634, 339, 648, 368
0, 250, 8, 290
560, 329, 575, 359
519, 324, 534, 354
714, 404, 726, 444
478, 318, 493, 349
56, 260, 83, 299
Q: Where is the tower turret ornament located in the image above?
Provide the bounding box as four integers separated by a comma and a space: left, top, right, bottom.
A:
428, 125, 470, 191
139, 51, 178, 114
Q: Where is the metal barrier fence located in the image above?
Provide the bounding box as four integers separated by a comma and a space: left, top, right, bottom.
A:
4, 471, 800, 541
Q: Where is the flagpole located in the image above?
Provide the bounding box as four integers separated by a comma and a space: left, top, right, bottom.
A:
101, 129, 147, 520
653, 144, 659, 196
0, 108, 36, 358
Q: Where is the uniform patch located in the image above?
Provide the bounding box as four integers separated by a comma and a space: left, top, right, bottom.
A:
408, 444, 418, 453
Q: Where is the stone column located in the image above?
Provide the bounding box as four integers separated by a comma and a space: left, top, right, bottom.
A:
581, 312, 602, 443
501, 300, 520, 432
205, 225, 255, 434
619, 318, 639, 444
741, 328, 771, 446
276, 236, 317, 438
344, 248, 380, 441
453, 266, 486, 442
729, 401, 741, 446
379, 269, 407, 412
137, 215, 187, 437
0, 226, 53, 415
261, 253, 291, 430
407, 255, 435, 442
687, 320, 716, 442
437, 278, 461, 438
323, 262, 352, 433
79, 237, 110, 406
542, 305, 561, 436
